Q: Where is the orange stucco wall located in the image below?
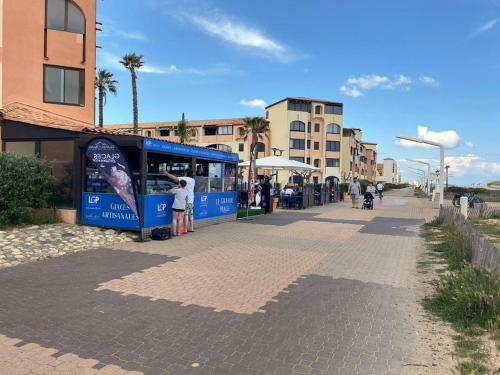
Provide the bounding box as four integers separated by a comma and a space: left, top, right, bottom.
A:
2, 0, 96, 125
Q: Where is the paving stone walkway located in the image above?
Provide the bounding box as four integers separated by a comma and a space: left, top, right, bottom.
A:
0, 189, 452, 375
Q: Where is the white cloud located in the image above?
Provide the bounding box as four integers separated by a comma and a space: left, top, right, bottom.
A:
340, 74, 437, 98
465, 141, 475, 148
100, 20, 149, 41
444, 154, 500, 178
396, 126, 461, 149
183, 11, 297, 62
240, 99, 267, 109
469, 18, 499, 39
98, 51, 229, 76
340, 85, 363, 98
419, 75, 440, 87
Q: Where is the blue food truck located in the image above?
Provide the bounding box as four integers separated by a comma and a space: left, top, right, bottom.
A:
82, 135, 239, 239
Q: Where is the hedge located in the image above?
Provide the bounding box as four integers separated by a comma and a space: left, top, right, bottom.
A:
0, 153, 55, 227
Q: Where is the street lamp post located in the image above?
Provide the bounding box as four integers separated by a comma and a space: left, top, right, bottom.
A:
397, 136, 445, 206
406, 159, 432, 196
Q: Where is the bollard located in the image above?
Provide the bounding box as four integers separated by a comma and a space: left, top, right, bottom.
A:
460, 196, 468, 219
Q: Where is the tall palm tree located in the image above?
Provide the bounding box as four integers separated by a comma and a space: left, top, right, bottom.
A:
95, 69, 118, 128
240, 117, 270, 196
176, 112, 192, 144
120, 53, 144, 134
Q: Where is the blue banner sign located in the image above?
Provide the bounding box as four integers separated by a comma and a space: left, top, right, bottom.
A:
82, 193, 140, 230
195, 192, 238, 221
85, 138, 139, 217
144, 195, 174, 230
144, 139, 239, 163
82, 192, 237, 231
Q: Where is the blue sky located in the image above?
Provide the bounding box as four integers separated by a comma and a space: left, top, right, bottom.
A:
97, 0, 500, 186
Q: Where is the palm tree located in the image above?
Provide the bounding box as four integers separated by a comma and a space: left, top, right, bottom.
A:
240, 117, 270, 156
120, 53, 144, 134
95, 69, 118, 128
240, 117, 270, 196
176, 112, 192, 144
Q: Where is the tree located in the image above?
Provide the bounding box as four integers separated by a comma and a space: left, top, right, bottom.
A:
120, 53, 144, 134
176, 112, 193, 144
95, 69, 118, 128
240, 117, 270, 155
240, 117, 270, 199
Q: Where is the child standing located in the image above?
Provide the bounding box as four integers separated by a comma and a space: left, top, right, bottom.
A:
168, 180, 188, 236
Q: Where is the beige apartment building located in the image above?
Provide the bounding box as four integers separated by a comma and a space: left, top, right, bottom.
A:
341, 128, 378, 183
113, 97, 346, 186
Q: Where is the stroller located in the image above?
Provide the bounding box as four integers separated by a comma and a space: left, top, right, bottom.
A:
362, 192, 374, 210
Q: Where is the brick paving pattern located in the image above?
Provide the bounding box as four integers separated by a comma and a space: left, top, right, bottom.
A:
0, 189, 445, 374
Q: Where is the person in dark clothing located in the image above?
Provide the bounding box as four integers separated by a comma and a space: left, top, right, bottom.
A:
260, 177, 272, 213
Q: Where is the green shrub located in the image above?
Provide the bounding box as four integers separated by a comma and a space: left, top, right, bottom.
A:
424, 266, 500, 331
237, 208, 264, 218
0, 153, 55, 227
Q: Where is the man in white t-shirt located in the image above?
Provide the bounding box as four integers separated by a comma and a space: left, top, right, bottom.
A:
165, 170, 196, 233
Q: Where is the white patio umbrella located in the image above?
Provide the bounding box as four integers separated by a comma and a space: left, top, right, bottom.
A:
238, 156, 319, 171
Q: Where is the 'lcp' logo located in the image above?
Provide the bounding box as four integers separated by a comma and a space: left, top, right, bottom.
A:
157, 203, 167, 212
200, 195, 208, 203
88, 195, 100, 204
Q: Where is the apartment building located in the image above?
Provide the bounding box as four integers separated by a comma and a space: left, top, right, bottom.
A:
111, 117, 271, 163
266, 97, 344, 185
382, 158, 401, 184
114, 97, 345, 186
340, 128, 378, 183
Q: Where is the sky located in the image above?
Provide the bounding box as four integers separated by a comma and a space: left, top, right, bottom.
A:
97, 0, 500, 187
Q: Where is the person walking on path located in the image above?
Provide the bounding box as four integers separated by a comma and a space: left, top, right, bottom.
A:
167, 180, 188, 236
376, 182, 384, 200
165, 170, 196, 233
349, 177, 362, 208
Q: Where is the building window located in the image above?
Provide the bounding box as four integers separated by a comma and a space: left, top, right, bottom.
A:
266, 111, 269, 119
204, 126, 217, 136
256, 142, 265, 153
44, 66, 85, 106
207, 144, 232, 152
314, 159, 321, 168
315, 105, 322, 115
41, 140, 75, 207
325, 104, 343, 115
217, 126, 233, 135
46, 0, 85, 34
288, 100, 311, 112
159, 129, 170, 136
314, 123, 320, 132
239, 143, 244, 152
290, 120, 305, 132
326, 123, 341, 134
326, 159, 340, 168
145, 130, 152, 137
307, 140, 311, 149
4, 141, 36, 156
290, 157, 305, 162
314, 142, 319, 150
325, 141, 340, 152
306, 157, 310, 165
289, 139, 305, 150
